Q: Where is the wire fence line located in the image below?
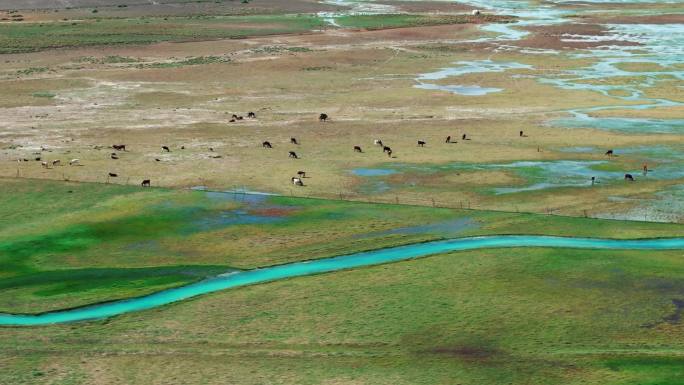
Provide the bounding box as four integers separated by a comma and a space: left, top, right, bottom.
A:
302, 190, 684, 224
4, 172, 683, 224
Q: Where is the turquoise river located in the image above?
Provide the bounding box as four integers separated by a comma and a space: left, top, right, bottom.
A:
1, 235, 683, 326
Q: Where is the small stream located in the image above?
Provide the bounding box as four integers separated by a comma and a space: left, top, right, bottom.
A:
1, 235, 683, 326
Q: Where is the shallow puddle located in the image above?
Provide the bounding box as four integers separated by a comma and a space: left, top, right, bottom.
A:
414, 60, 533, 95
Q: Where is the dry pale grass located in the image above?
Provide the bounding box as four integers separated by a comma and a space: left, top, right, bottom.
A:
0, 22, 680, 219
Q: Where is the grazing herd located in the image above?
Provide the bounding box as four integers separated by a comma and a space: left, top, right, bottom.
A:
230, 112, 256, 123
20, 112, 647, 190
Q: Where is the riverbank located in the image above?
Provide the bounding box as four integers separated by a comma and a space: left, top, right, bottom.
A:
1, 179, 684, 384
2, 178, 683, 315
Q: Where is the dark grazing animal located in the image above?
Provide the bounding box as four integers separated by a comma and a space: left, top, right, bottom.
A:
162, 146, 170, 152
605, 149, 614, 157
141, 179, 151, 187
289, 151, 298, 159
417, 140, 426, 147
297, 170, 306, 178
290, 137, 298, 145
319, 113, 328, 122
111, 153, 119, 160
624, 173, 634, 181
445, 136, 451, 143
382, 146, 392, 153
262, 141, 272, 149
353, 146, 363, 153
108, 172, 118, 177
247, 112, 256, 119
462, 134, 468, 140
112, 144, 126, 151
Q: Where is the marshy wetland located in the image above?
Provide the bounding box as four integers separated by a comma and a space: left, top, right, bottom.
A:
0, 0, 683, 384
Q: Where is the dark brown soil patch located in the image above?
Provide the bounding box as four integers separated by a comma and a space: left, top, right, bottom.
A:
515, 23, 641, 50
586, 14, 684, 25
545, 0, 682, 10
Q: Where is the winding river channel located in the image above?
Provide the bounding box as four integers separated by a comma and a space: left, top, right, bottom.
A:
2, 235, 683, 326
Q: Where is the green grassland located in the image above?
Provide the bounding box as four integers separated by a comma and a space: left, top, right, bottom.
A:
0, 179, 683, 384
0, 13, 517, 53
1, 177, 682, 315
0, 14, 326, 53
336, 13, 515, 30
